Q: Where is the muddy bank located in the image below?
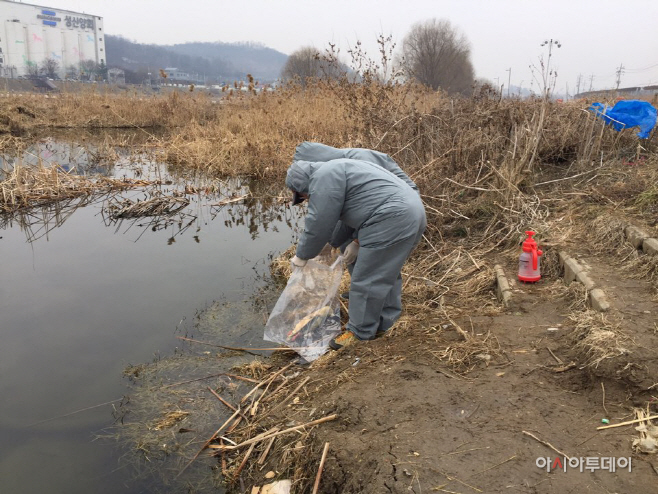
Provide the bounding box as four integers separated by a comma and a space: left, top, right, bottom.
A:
221, 278, 657, 494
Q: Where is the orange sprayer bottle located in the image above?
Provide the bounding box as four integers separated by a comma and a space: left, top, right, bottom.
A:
518, 231, 543, 282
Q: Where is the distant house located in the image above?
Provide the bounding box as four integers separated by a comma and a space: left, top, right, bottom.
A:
162, 67, 204, 85
107, 68, 125, 85
163, 67, 189, 81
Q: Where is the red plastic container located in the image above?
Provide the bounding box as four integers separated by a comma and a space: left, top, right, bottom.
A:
518, 231, 543, 282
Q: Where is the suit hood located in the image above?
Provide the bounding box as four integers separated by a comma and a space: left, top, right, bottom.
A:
285, 160, 314, 194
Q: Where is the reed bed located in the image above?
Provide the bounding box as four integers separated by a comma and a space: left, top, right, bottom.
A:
0, 162, 152, 213
3, 78, 658, 493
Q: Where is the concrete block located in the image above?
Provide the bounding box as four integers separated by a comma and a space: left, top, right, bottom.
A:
576, 271, 596, 291
625, 225, 647, 249
643, 238, 658, 256
494, 264, 513, 308
558, 251, 570, 269
563, 257, 582, 284
589, 288, 610, 312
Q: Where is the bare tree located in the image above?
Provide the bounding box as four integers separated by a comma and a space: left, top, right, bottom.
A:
25, 61, 40, 78
281, 46, 338, 86
401, 18, 474, 94
40, 58, 60, 79
79, 60, 98, 81
65, 64, 79, 80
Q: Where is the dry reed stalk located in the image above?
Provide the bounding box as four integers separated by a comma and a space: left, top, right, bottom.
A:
522, 431, 571, 459
257, 430, 280, 465
176, 336, 292, 356
312, 442, 331, 494
597, 414, 658, 430
177, 406, 243, 478
208, 414, 338, 451
240, 363, 295, 406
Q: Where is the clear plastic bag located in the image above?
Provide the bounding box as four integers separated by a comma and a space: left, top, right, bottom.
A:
264, 250, 343, 362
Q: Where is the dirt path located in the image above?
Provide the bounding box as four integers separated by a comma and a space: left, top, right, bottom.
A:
247, 238, 658, 493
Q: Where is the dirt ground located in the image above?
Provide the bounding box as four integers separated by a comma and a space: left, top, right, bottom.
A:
240, 219, 658, 494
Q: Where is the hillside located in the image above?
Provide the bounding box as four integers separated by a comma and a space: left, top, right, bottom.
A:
166, 41, 288, 82
105, 35, 287, 84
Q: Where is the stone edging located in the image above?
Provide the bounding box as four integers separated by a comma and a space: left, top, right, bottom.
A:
624, 225, 658, 255
494, 264, 513, 308
558, 251, 610, 312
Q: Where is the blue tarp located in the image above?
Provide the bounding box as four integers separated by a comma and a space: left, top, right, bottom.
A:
590, 100, 657, 139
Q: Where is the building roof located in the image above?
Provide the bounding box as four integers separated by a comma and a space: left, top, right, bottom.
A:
0, 0, 101, 18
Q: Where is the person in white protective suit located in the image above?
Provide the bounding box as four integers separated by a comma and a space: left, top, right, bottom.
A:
285, 142, 426, 349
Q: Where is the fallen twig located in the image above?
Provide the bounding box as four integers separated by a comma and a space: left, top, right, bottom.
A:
473, 455, 517, 476
257, 429, 280, 465
546, 347, 563, 365
210, 193, 250, 207
522, 431, 571, 459
209, 414, 338, 451
597, 414, 658, 430
177, 406, 243, 478
233, 442, 256, 483
207, 387, 250, 421
240, 363, 294, 406
550, 362, 576, 373
312, 442, 331, 494
267, 377, 310, 415
176, 336, 295, 355
601, 382, 609, 416
161, 372, 259, 389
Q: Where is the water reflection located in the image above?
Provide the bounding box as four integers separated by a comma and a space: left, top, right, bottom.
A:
113, 296, 279, 493
0, 137, 301, 494
0, 194, 100, 242
1, 139, 303, 245
0, 137, 118, 176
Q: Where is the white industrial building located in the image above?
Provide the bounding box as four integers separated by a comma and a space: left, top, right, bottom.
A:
0, 0, 105, 78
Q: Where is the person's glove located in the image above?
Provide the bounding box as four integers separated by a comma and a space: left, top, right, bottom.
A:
290, 255, 307, 270
343, 241, 359, 265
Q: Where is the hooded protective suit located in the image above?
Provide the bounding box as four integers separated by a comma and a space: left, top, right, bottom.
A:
293, 142, 419, 248
285, 153, 426, 340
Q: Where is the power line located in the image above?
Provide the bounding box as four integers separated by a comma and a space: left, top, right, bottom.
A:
623, 62, 658, 73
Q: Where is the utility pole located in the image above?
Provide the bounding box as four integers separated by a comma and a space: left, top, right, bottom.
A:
615, 63, 625, 90
506, 67, 511, 97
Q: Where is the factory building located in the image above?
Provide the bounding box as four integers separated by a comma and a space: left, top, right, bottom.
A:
0, 0, 105, 78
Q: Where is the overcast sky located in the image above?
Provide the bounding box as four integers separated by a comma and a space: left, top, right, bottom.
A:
47, 0, 658, 94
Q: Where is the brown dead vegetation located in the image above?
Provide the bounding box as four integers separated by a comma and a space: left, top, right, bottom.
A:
3, 73, 657, 493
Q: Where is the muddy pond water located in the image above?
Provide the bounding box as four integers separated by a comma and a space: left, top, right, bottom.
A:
0, 138, 302, 493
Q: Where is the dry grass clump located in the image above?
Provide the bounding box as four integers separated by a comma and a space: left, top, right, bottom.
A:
269, 245, 296, 281
626, 253, 658, 298
231, 360, 272, 379
429, 330, 502, 372
107, 195, 190, 219
589, 214, 630, 253
569, 310, 629, 368
401, 245, 495, 311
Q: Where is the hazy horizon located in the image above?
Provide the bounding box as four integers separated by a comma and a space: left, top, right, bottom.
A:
27, 0, 658, 93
